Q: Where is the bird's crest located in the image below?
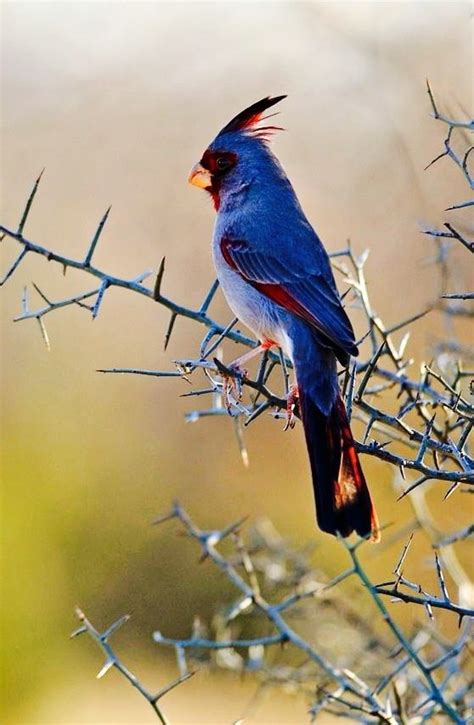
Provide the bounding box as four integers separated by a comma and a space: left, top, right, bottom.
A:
219, 95, 287, 141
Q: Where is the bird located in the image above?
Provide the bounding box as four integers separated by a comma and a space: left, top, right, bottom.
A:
188, 96, 379, 542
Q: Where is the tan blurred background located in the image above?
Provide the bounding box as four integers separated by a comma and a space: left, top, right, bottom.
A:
1, 2, 472, 723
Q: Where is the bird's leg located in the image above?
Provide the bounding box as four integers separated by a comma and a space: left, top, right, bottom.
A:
284, 383, 299, 431
228, 340, 275, 370
219, 340, 276, 411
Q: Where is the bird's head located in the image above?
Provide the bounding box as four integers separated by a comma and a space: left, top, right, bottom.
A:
188, 95, 287, 211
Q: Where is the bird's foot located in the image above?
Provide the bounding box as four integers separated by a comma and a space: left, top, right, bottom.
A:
223, 365, 247, 411
214, 358, 247, 412
284, 384, 299, 431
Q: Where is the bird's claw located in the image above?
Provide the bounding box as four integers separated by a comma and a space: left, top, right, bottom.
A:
284, 384, 299, 431
214, 357, 247, 412
223, 365, 247, 411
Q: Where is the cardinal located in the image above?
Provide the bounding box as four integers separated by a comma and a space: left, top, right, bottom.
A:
188, 96, 379, 541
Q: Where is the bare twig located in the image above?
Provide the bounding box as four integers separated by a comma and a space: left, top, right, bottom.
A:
72, 607, 194, 723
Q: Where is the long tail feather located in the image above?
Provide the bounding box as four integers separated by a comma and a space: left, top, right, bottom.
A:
299, 388, 380, 542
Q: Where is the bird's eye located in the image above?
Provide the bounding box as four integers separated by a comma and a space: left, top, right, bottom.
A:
216, 156, 231, 171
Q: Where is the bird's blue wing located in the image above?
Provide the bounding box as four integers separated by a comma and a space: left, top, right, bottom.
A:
221, 236, 358, 361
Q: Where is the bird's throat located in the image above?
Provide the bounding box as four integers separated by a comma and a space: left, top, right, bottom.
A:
208, 187, 220, 211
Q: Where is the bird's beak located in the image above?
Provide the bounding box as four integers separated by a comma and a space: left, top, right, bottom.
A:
188, 163, 212, 189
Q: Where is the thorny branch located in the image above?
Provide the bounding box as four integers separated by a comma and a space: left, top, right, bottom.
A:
1, 184, 472, 488
147, 502, 471, 723
2, 85, 473, 721
71, 607, 194, 725
70, 500, 472, 721
1, 86, 473, 489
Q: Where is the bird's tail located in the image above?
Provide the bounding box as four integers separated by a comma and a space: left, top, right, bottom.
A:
292, 327, 379, 541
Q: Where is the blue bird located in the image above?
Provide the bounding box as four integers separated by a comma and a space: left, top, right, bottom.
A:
189, 96, 379, 541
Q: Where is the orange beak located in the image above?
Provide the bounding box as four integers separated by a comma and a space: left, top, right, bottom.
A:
188, 162, 212, 189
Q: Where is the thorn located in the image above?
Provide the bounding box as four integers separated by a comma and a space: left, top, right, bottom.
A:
17, 168, 45, 235
37, 316, 51, 351
425, 602, 434, 620
424, 150, 447, 172
164, 312, 177, 351
199, 278, 220, 314
394, 533, 415, 581
443, 482, 458, 501
219, 515, 249, 541
434, 553, 449, 602
234, 416, 249, 468
354, 342, 386, 401
103, 614, 130, 639
75, 606, 86, 621
32, 282, 52, 306
91, 279, 109, 319
244, 400, 271, 427
154, 257, 166, 300
96, 659, 114, 679
152, 509, 178, 526
84, 206, 112, 267
153, 670, 196, 702
0, 247, 28, 287
70, 625, 87, 639
426, 78, 439, 119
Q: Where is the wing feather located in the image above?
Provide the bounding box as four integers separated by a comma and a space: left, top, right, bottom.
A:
221, 237, 357, 361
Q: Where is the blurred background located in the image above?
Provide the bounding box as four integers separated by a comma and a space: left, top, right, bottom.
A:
1, 2, 472, 723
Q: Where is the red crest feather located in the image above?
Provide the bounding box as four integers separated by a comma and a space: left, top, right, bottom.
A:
219, 95, 287, 136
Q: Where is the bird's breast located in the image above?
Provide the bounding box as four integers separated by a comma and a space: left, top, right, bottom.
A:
212, 233, 290, 352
